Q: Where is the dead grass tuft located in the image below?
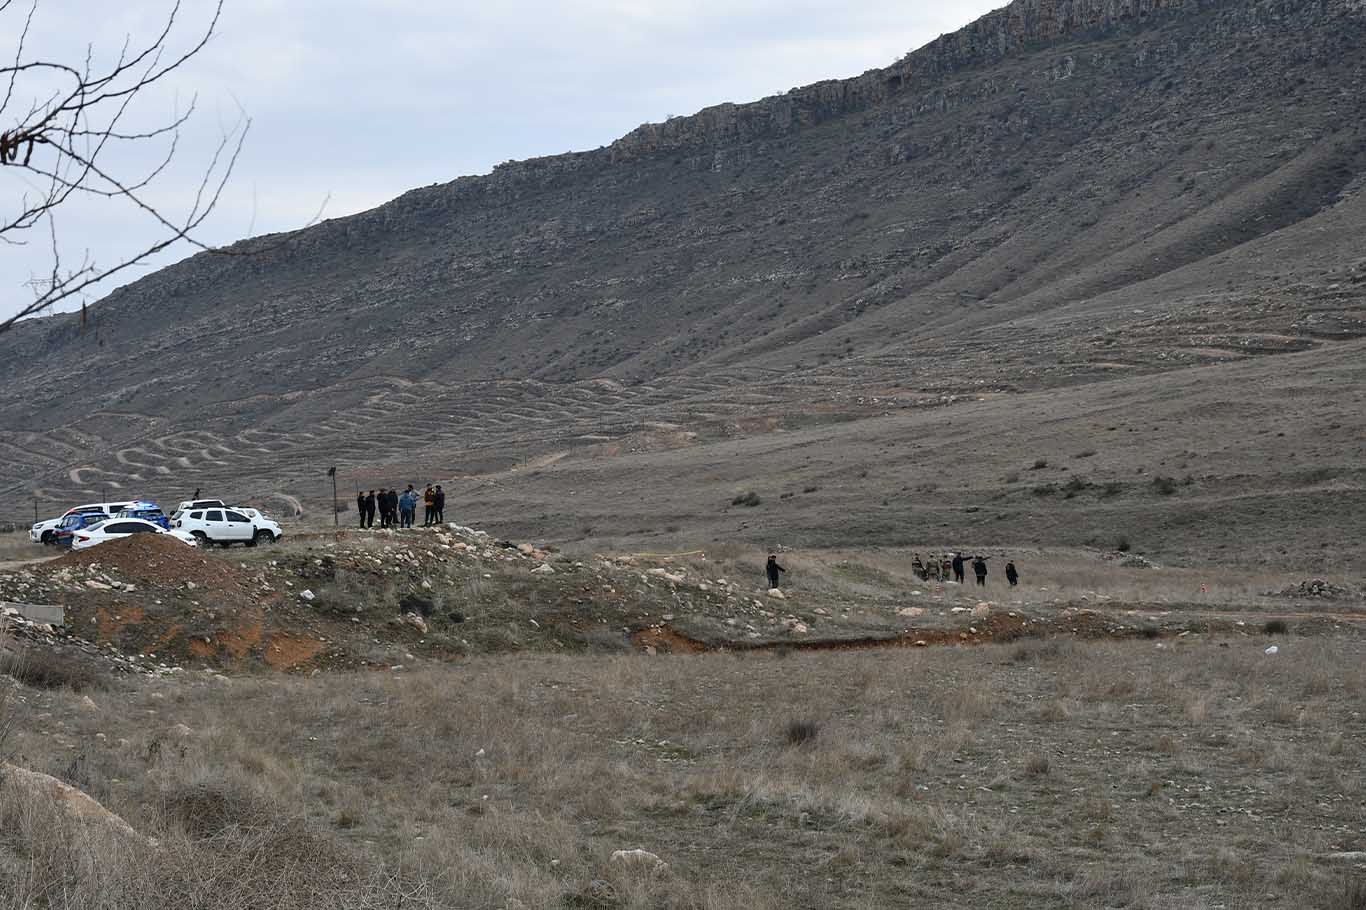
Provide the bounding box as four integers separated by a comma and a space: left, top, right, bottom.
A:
934, 685, 994, 723
0, 649, 109, 693
161, 781, 273, 839
784, 719, 819, 747
1324, 875, 1366, 910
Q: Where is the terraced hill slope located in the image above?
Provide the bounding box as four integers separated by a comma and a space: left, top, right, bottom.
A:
0, 0, 1363, 563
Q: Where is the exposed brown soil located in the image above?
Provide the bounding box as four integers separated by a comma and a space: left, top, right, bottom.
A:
42, 534, 247, 592
261, 632, 326, 670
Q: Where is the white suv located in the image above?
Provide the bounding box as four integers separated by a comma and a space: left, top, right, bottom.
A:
172, 506, 283, 548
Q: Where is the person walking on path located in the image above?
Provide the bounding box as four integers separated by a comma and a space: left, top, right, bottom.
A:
434, 485, 445, 524
766, 554, 786, 590
356, 492, 366, 528
951, 553, 967, 584
972, 555, 991, 587
364, 491, 376, 528
1005, 560, 1019, 588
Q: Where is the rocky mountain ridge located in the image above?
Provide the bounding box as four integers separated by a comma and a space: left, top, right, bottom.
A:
0, 0, 1362, 563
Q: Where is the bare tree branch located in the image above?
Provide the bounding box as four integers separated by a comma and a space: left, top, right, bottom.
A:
0, 0, 253, 334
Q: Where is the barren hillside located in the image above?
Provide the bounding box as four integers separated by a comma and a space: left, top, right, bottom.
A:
1, 0, 1363, 562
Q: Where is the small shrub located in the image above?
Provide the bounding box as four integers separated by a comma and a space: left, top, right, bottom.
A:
1063, 476, 1088, 498
1116, 536, 1131, 552
802, 485, 820, 494
1152, 476, 1178, 495
731, 491, 762, 507
0, 649, 108, 692
1073, 449, 1097, 459
1101, 481, 1123, 498
1031, 483, 1056, 496
163, 782, 272, 839
1030, 459, 1048, 470
1137, 625, 1160, 640
1003, 472, 1021, 484
1264, 619, 1289, 635
1023, 753, 1050, 776
785, 720, 819, 746
1011, 641, 1062, 664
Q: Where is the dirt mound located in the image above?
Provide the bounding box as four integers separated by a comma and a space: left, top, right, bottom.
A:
41, 534, 245, 591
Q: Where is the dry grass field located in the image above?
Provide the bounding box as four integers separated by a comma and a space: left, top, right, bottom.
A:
4, 634, 1364, 909
0, 531, 38, 569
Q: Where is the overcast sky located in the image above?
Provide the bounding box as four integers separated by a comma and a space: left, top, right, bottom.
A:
0, 0, 1000, 324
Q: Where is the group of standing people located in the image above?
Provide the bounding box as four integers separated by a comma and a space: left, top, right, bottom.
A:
356, 484, 446, 530
763, 551, 1019, 592
912, 552, 1019, 588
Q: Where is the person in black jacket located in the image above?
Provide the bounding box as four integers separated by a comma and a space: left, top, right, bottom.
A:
1005, 560, 1019, 587
434, 485, 445, 524
364, 491, 376, 528
951, 553, 967, 584
972, 555, 991, 587
766, 554, 786, 589
356, 492, 366, 528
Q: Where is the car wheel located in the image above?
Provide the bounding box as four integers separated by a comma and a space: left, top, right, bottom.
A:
40, 530, 54, 545
251, 529, 274, 546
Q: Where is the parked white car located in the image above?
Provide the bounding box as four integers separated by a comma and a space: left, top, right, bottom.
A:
171, 506, 282, 547
30, 501, 136, 544
70, 518, 199, 551
174, 500, 262, 521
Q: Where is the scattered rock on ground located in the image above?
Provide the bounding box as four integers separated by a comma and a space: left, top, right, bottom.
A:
1, 763, 147, 844
609, 848, 668, 872
1275, 578, 1356, 599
